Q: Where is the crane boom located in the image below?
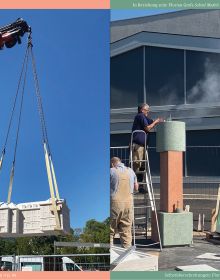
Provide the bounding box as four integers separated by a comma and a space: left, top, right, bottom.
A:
0, 18, 30, 49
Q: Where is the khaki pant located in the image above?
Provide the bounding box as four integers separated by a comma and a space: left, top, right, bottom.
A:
110, 200, 133, 248
110, 168, 133, 249
132, 144, 145, 173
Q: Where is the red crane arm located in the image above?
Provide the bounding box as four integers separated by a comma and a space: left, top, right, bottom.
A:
0, 18, 30, 49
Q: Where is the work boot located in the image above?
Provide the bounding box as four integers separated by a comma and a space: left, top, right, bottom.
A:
122, 244, 132, 250
138, 186, 147, 194
136, 173, 144, 183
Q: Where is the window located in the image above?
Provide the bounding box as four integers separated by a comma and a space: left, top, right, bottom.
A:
110, 132, 156, 147
186, 147, 220, 176
110, 133, 130, 147
186, 130, 220, 176
187, 130, 220, 146
186, 50, 220, 104
21, 262, 42, 271
148, 148, 160, 176
111, 47, 144, 109
110, 132, 158, 175
145, 46, 184, 106
0, 261, 12, 271
110, 134, 130, 166
66, 263, 81, 271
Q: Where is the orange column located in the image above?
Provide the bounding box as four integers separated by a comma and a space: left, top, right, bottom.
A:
160, 151, 183, 212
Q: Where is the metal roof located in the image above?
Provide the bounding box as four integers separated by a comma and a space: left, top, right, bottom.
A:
111, 10, 220, 43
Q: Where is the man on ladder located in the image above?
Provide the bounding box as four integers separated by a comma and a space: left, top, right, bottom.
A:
110, 157, 138, 249
132, 103, 162, 193
130, 103, 163, 251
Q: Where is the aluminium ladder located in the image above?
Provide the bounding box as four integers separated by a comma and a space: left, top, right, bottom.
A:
130, 130, 162, 251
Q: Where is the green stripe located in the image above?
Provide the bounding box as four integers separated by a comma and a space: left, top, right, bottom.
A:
111, 0, 220, 9
111, 271, 220, 280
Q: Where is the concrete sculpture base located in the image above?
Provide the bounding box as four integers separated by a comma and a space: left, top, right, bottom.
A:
152, 212, 193, 247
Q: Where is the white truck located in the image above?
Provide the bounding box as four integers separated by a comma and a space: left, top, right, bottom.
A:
0, 256, 82, 271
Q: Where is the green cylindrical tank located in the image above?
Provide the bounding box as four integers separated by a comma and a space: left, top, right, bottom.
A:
156, 121, 186, 153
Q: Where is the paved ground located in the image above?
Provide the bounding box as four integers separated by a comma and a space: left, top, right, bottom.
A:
158, 236, 220, 270
114, 233, 220, 271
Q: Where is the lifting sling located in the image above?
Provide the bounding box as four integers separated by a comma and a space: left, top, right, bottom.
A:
0, 31, 62, 231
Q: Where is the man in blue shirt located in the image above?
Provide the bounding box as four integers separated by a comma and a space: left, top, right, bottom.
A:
132, 103, 162, 193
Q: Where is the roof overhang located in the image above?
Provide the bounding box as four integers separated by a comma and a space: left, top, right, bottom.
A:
111, 31, 220, 57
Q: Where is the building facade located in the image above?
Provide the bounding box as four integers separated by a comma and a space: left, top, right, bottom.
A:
110, 10, 220, 229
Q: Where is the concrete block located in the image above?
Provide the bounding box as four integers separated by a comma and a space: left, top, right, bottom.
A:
156, 121, 186, 152
156, 212, 193, 246
0, 205, 10, 233
111, 246, 158, 271
0, 199, 70, 237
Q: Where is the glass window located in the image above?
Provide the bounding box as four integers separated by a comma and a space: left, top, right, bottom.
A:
110, 134, 130, 166
186, 50, 220, 104
148, 132, 156, 147
187, 129, 220, 146
145, 46, 184, 106
0, 261, 12, 271
110, 132, 158, 175
110, 133, 130, 147
111, 47, 144, 109
21, 262, 42, 271
186, 147, 220, 176
110, 132, 156, 147
186, 129, 220, 176
148, 148, 160, 176
66, 263, 81, 271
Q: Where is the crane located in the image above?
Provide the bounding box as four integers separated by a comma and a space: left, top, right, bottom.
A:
0, 18, 30, 49
0, 18, 70, 237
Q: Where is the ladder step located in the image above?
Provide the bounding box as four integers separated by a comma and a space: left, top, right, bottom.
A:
132, 160, 148, 162
134, 206, 151, 209
134, 217, 146, 220
135, 242, 160, 247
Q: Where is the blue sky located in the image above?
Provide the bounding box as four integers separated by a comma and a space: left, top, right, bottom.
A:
111, 9, 176, 21
0, 10, 109, 229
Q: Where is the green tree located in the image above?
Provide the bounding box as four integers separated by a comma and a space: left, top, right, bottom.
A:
0, 238, 16, 255
79, 218, 110, 254
0, 218, 110, 255
15, 229, 79, 255
80, 218, 109, 243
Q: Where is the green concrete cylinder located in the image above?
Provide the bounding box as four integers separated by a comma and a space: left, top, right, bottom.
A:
156, 121, 186, 152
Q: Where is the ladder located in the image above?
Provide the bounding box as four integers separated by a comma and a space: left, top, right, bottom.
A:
130, 130, 162, 251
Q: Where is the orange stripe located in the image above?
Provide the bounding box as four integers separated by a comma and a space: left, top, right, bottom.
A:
0, 0, 110, 9
0, 272, 110, 279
